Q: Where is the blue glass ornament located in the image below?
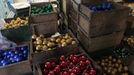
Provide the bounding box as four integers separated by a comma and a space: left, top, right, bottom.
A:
11, 60, 15, 63
9, 57, 13, 61
92, 6, 97, 12
20, 46, 28, 51
2, 61, 9, 66
10, 57, 16, 63
0, 59, 9, 66
1, 60, 5, 64
6, 55, 10, 58
107, 3, 112, 10
19, 53, 23, 57
102, 3, 107, 10
89, 5, 94, 9
23, 50, 27, 54
10, 52, 15, 57
3, 51, 9, 56
14, 55, 19, 59
15, 51, 19, 54
4, 56, 6, 59
8, 50, 13, 54
15, 56, 22, 62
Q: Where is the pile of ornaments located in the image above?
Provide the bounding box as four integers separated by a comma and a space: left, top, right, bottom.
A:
89, 2, 113, 12
41, 54, 96, 75
4, 17, 28, 29
0, 46, 28, 66
114, 48, 132, 59
31, 4, 53, 15
124, 36, 134, 47
32, 33, 76, 53
97, 56, 129, 75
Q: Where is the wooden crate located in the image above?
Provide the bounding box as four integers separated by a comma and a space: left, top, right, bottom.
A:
125, 16, 134, 35
68, 15, 78, 36
30, 43, 78, 65
1, 17, 32, 42
30, 31, 78, 64
77, 27, 124, 53
32, 20, 58, 35
0, 45, 32, 75
29, 2, 58, 24
79, 9, 128, 37
88, 47, 134, 75
79, 2, 129, 37
33, 47, 101, 75
69, 7, 79, 22
0, 61, 32, 75
70, 0, 79, 12
68, 6, 79, 36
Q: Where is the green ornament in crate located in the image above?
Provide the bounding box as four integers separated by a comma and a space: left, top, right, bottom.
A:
114, 48, 132, 59
31, 4, 53, 15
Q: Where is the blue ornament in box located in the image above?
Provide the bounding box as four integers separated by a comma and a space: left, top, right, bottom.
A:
0, 45, 28, 67
92, 6, 97, 12
1, 60, 5, 64
14, 55, 19, 59
8, 50, 13, 54
3, 51, 9, 56
102, 3, 107, 10
107, 3, 112, 10
15, 56, 23, 62
9, 57, 13, 61
15, 51, 19, 54
11, 60, 16, 63
10, 52, 15, 57
1, 59, 9, 66
6, 55, 10, 58
19, 53, 23, 57
20, 46, 28, 51
89, 2, 113, 12
2, 62, 9, 66
9, 57, 16, 63
23, 50, 27, 54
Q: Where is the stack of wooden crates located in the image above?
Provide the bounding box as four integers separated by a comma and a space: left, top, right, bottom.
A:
68, 0, 79, 36
29, 2, 58, 35
68, 0, 130, 52
68, 0, 104, 36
